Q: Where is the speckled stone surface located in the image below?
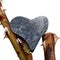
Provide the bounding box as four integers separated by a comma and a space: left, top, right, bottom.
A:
10, 16, 48, 51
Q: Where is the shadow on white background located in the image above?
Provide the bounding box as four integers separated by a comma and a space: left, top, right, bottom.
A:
0, 0, 60, 60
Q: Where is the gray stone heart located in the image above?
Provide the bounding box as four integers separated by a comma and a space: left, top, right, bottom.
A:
10, 16, 48, 52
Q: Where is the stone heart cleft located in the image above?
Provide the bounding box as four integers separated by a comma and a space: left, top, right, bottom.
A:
10, 16, 48, 52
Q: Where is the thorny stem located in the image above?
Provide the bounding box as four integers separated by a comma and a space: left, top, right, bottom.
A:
0, 1, 32, 60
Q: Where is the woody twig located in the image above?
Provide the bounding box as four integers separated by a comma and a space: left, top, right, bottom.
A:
42, 32, 60, 60
0, 1, 32, 60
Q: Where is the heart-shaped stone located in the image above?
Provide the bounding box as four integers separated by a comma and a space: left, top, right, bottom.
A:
10, 16, 48, 52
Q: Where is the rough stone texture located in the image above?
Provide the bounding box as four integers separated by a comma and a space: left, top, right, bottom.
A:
10, 16, 48, 51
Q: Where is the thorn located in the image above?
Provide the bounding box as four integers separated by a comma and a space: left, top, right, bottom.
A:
41, 43, 44, 46
41, 44, 44, 46
4, 27, 10, 35
3, 9, 6, 11
3, 9, 6, 13
4, 32, 7, 39
57, 37, 60, 39
53, 33, 60, 43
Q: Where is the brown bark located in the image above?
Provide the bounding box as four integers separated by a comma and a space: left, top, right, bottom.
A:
42, 32, 59, 60
0, 1, 33, 60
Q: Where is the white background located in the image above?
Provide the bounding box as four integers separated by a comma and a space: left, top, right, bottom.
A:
0, 0, 60, 60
